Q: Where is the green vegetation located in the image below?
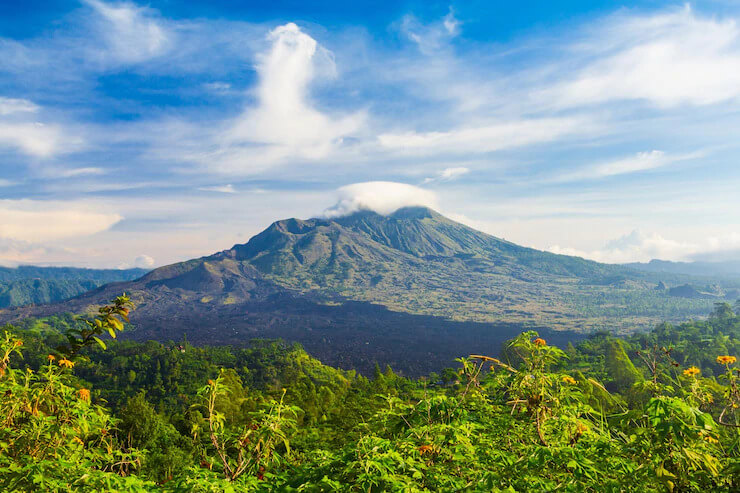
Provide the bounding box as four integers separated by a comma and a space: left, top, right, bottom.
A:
2, 299, 740, 491
0, 266, 146, 308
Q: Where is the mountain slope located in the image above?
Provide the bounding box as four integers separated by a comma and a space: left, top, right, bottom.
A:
0, 207, 730, 374
0, 266, 148, 308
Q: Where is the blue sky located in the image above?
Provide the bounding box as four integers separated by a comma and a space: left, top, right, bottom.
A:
1, 0, 740, 268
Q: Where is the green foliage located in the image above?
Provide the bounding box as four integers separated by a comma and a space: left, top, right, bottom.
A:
3, 301, 740, 490
56, 294, 133, 359
0, 266, 146, 308
190, 373, 299, 483
0, 332, 153, 491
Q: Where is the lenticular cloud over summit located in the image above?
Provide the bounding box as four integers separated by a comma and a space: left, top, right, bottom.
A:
324, 182, 439, 217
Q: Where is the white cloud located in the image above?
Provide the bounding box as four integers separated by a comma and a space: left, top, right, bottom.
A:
324, 181, 438, 217
401, 8, 460, 55
0, 179, 15, 187
84, 0, 172, 64
423, 166, 469, 184
542, 6, 740, 108
203, 82, 232, 93
200, 23, 364, 174
0, 200, 122, 243
0, 97, 38, 115
549, 229, 740, 263
378, 117, 586, 155
553, 150, 702, 182
443, 10, 460, 36
133, 254, 155, 268
0, 96, 81, 158
0, 122, 73, 157
50, 167, 106, 178
198, 184, 236, 193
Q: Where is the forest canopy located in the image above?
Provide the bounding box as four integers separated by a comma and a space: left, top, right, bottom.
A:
1, 299, 739, 491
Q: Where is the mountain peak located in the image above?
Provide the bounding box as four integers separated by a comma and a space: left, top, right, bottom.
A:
332, 205, 440, 224
389, 205, 439, 219
224, 207, 520, 274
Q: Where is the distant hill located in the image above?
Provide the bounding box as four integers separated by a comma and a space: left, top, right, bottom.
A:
0, 266, 148, 309
626, 259, 740, 279
1, 207, 734, 375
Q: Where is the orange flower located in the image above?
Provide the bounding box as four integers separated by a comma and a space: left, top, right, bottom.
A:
533, 338, 546, 347
47, 354, 56, 362
207, 379, 215, 386
58, 359, 75, 368
682, 366, 700, 377
78, 388, 91, 402
717, 356, 737, 365
418, 445, 434, 455
562, 375, 577, 385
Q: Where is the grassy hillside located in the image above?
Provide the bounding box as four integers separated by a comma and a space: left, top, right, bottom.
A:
0, 266, 147, 308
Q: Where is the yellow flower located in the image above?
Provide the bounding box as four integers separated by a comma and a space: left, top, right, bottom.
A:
14, 340, 23, 347
47, 354, 56, 362
703, 435, 719, 444
207, 379, 215, 386
716, 355, 737, 365
58, 359, 75, 368
533, 338, 547, 347
78, 388, 91, 402
562, 375, 577, 385
683, 366, 700, 377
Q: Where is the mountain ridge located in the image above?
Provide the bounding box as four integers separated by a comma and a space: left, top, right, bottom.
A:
0, 266, 148, 309
1, 207, 733, 374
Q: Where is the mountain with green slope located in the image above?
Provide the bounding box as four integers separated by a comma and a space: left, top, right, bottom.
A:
0, 266, 148, 308
0, 207, 732, 374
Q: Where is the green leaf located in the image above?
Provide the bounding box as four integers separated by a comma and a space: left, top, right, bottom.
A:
92, 336, 107, 350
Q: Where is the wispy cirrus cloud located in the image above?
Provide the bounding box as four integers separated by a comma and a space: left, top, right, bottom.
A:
0, 121, 79, 158
551, 150, 703, 183
423, 166, 469, 184
400, 8, 460, 55
83, 0, 172, 65
378, 117, 589, 156
0, 95, 80, 158
198, 184, 237, 194
0, 97, 38, 115
539, 5, 740, 109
